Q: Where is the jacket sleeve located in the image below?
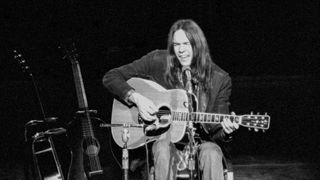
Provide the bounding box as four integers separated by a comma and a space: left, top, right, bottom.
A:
208, 75, 233, 143
102, 51, 156, 103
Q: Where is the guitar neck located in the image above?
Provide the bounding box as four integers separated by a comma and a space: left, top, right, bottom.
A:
71, 60, 88, 109
71, 60, 96, 138
172, 111, 241, 124
171, 111, 270, 130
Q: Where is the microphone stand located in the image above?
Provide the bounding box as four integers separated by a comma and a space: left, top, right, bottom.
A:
100, 123, 144, 180
122, 126, 130, 180
184, 68, 197, 180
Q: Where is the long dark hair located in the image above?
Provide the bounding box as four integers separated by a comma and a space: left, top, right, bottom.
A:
164, 19, 215, 91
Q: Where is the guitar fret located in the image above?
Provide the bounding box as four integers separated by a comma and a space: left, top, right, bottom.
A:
235, 116, 239, 123
209, 114, 212, 122
200, 113, 204, 122
219, 115, 224, 122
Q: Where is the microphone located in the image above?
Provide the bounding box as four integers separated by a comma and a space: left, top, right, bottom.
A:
182, 66, 192, 94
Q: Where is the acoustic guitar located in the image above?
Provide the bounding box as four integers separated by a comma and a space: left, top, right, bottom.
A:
61, 41, 104, 180
13, 50, 68, 180
111, 78, 270, 149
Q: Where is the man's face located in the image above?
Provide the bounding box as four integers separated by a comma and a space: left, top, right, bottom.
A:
173, 29, 193, 67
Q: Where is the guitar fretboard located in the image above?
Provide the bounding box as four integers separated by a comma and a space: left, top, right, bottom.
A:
172, 112, 240, 124
71, 60, 95, 137
71, 61, 88, 109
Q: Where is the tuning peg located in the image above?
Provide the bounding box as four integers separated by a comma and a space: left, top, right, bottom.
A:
254, 128, 259, 132
20, 59, 26, 64
251, 111, 253, 115
262, 130, 266, 133
265, 112, 268, 115
248, 128, 251, 131
257, 112, 260, 115
14, 54, 21, 59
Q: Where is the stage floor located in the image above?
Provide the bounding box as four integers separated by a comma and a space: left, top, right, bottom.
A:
2, 155, 319, 180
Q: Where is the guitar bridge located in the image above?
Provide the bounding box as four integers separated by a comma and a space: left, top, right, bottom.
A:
88, 170, 103, 177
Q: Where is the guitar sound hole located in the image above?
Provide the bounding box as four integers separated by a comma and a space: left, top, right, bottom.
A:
82, 138, 100, 156
157, 106, 171, 124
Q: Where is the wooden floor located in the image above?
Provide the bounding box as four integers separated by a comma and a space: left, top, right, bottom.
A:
231, 156, 319, 180
233, 162, 316, 180
1, 155, 319, 180
128, 155, 320, 180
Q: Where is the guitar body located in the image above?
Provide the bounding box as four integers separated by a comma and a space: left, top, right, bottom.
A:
111, 78, 189, 149
67, 115, 105, 180
111, 78, 271, 150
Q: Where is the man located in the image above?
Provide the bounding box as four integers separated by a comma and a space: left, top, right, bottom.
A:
103, 19, 239, 180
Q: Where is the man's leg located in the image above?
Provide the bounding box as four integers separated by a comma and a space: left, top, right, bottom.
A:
198, 142, 224, 180
152, 133, 177, 180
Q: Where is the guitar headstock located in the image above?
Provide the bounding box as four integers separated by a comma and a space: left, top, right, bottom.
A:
240, 112, 270, 132
13, 50, 32, 76
59, 39, 78, 64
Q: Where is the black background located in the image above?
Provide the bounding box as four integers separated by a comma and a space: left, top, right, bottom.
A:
1, 0, 319, 178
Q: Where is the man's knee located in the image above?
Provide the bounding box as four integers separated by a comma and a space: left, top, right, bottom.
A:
200, 143, 223, 162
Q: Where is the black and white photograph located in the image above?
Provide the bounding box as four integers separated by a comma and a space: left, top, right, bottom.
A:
1, 0, 319, 179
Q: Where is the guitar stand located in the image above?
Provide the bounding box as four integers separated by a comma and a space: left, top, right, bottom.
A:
24, 119, 67, 180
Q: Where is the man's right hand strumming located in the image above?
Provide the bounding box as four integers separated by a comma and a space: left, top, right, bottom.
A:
128, 92, 157, 122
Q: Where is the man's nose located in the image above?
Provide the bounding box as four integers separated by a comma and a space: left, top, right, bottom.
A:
178, 45, 185, 52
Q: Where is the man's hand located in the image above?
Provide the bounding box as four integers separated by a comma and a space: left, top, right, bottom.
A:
221, 112, 239, 134
128, 92, 157, 121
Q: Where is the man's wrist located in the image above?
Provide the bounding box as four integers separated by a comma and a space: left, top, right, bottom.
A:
124, 89, 135, 104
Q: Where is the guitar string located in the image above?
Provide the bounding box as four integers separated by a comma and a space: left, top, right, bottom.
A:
82, 119, 102, 171
155, 110, 267, 128
88, 131, 101, 170
155, 110, 232, 122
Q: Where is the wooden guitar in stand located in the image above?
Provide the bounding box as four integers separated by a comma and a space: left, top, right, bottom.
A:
62, 41, 103, 180
14, 50, 67, 180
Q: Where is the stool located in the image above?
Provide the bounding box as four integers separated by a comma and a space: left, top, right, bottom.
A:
147, 150, 233, 180
175, 156, 233, 180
